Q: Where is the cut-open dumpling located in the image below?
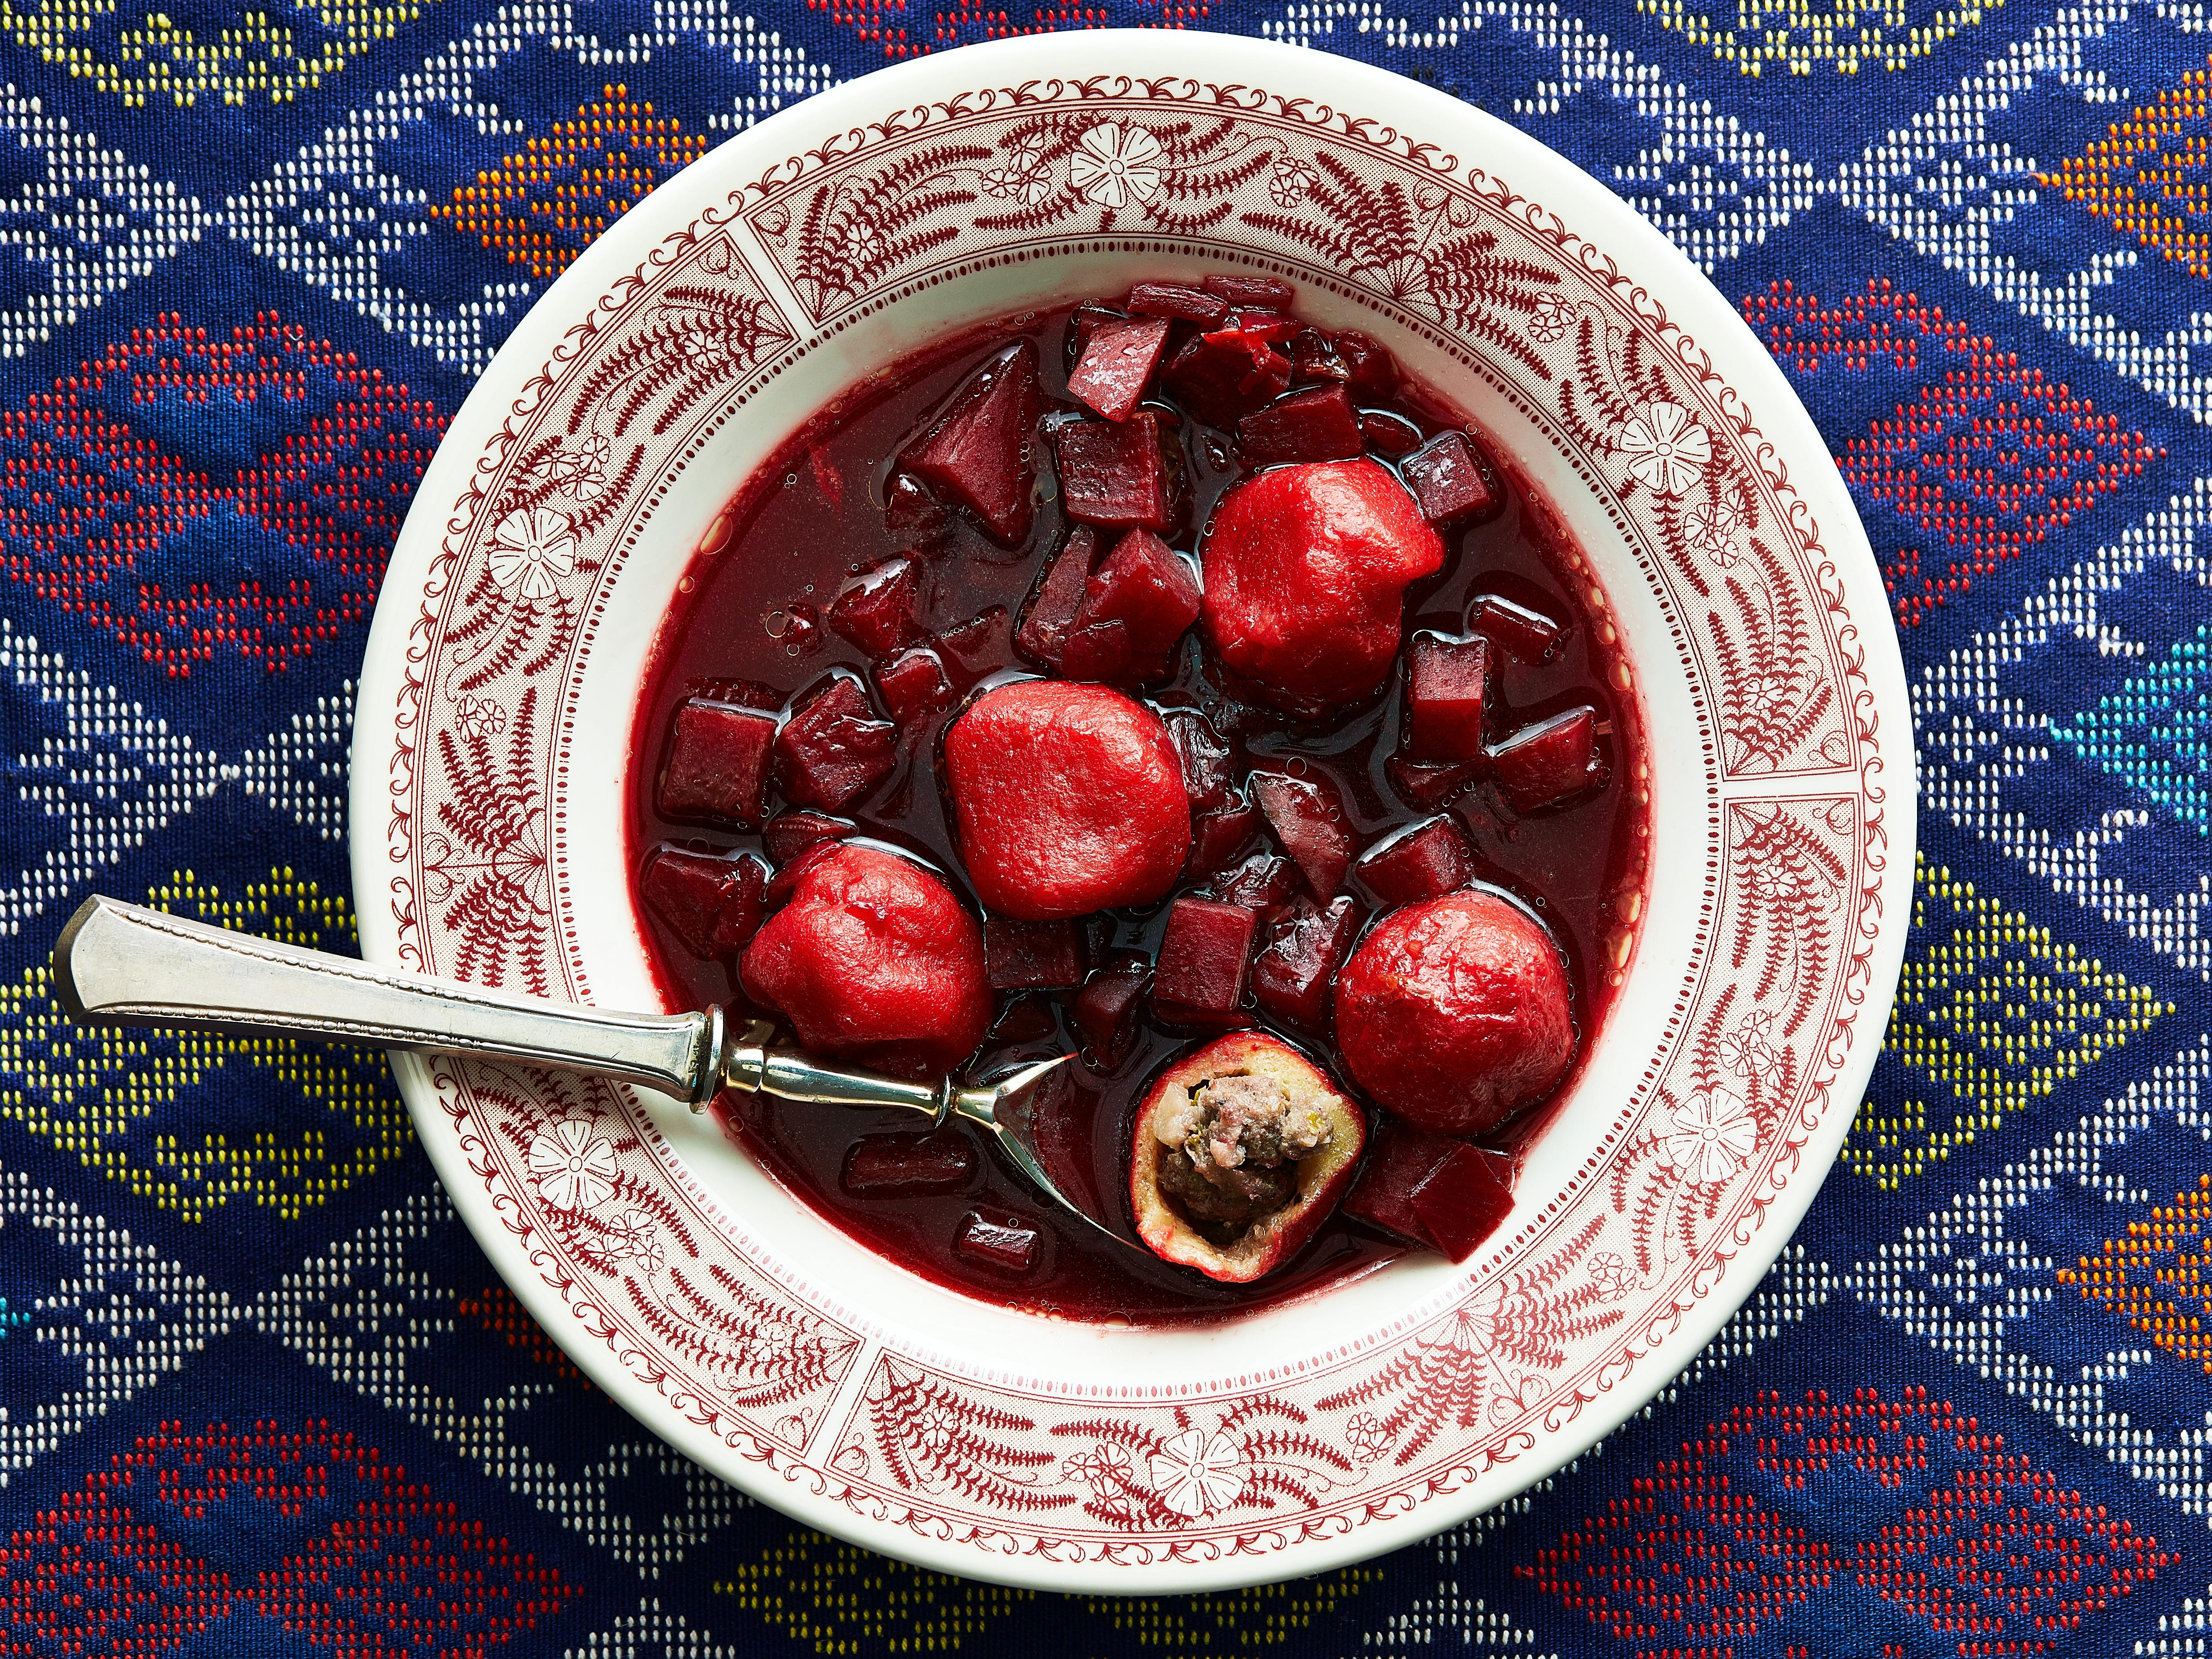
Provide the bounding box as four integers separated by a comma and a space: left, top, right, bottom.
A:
1128, 1031, 1365, 1282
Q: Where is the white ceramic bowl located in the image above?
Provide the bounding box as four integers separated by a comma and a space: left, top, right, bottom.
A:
351, 30, 1913, 1590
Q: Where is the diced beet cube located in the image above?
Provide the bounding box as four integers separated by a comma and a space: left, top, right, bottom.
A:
1237, 385, 1365, 468
984, 915, 1086, 990
1289, 327, 1348, 385
1203, 273, 1295, 310
993, 998, 1060, 1044
1353, 814, 1479, 907
1126, 281, 1228, 325
762, 809, 855, 867
884, 472, 954, 559
1344, 1119, 1514, 1263
1211, 852, 1300, 912
1360, 410, 1424, 457
1471, 591, 1567, 662
827, 556, 921, 659
1054, 413, 1176, 531
1474, 1144, 1519, 1191
1405, 634, 1490, 762
841, 1130, 977, 1197
1385, 754, 1478, 811
1059, 618, 1134, 684
1068, 315, 1172, 424
935, 607, 1011, 689
1250, 771, 1356, 899
1074, 529, 1201, 674
1074, 951, 1150, 1066
658, 697, 777, 827
1164, 709, 1233, 810
1152, 896, 1258, 1026
899, 339, 1041, 544
1015, 526, 1098, 669
1492, 706, 1602, 811
641, 845, 769, 960
873, 645, 954, 726
1163, 328, 1293, 429
1402, 430, 1502, 526
1067, 302, 1125, 356
690, 677, 783, 711
1336, 330, 1398, 396
956, 1209, 1042, 1274
1186, 793, 1259, 874
774, 677, 896, 811
1251, 895, 1361, 1029
1406, 1159, 1516, 1260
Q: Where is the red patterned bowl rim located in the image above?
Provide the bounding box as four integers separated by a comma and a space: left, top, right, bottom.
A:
350, 31, 1915, 1590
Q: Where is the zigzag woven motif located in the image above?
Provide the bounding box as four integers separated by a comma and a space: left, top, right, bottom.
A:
1, 0, 2208, 1651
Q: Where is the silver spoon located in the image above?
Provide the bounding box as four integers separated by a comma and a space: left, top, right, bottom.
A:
52, 894, 1123, 1244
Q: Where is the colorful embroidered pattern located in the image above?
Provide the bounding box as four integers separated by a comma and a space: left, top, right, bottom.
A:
0, 0, 2202, 1650
1745, 279, 2161, 626
2037, 60, 2212, 281
0, 869, 407, 1221
0, 0, 437, 108
0, 1421, 581, 1650
1631, 0, 2004, 76
1526, 1386, 2172, 1657
0, 314, 443, 677
432, 85, 712, 282
2059, 1174, 2212, 1372
1849, 857, 2169, 1187
2052, 625, 2212, 835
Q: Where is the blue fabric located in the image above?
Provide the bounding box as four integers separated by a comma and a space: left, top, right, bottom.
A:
2, 2, 2207, 1652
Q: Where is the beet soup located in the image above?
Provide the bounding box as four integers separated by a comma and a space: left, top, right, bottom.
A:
626, 277, 1649, 1324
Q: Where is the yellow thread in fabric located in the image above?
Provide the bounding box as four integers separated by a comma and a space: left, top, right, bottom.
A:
432, 85, 710, 282
0, 0, 434, 107
1631, 0, 2001, 75
718, 1530, 1037, 1650
2037, 59, 2212, 281
717, 1530, 1377, 1652
1086, 1571, 1382, 1646
2059, 1175, 2212, 1371
0, 868, 410, 1222
1847, 855, 2170, 1188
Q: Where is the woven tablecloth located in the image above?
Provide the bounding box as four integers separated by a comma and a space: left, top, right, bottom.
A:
0, 1, 2200, 1651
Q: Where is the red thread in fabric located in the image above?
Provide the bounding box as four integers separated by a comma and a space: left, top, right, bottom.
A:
0, 314, 444, 676
1744, 279, 2160, 627
0, 1419, 580, 1655
1523, 1386, 2171, 1659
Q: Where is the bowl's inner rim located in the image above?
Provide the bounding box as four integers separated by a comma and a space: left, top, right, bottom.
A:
530, 242, 1718, 1391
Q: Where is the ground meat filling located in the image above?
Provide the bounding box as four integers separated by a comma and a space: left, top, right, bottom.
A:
1151, 1071, 1335, 1243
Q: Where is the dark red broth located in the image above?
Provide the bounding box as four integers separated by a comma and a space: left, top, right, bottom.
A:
627, 300, 1648, 1324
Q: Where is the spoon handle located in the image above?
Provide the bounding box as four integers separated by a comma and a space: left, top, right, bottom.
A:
52, 895, 722, 1104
